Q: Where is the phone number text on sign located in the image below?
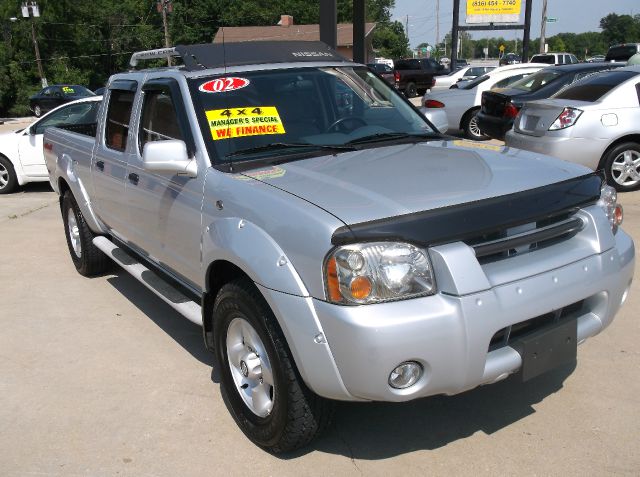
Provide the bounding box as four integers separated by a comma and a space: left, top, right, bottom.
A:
467, 0, 520, 15
205, 106, 286, 140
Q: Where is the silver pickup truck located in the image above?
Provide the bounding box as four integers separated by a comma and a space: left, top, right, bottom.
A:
45, 42, 634, 453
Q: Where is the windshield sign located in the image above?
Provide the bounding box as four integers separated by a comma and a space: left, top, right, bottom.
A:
189, 66, 437, 166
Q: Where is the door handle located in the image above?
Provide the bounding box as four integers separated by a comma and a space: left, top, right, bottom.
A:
128, 172, 139, 185
95, 160, 104, 171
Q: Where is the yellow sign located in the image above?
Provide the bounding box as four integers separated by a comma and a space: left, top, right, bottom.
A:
453, 140, 503, 152
467, 0, 521, 16
499, 44, 506, 52
205, 106, 286, 141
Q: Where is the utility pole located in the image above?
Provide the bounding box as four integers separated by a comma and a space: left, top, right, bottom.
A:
539, 0, 548, 53
19, 2, 46, 87
157, 0, 173, 66
435, 0, 440, 49
405, 14, 409, 47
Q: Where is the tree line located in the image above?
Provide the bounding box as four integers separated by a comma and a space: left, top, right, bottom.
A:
420, 13, 640, 61
0, 0, 408, 116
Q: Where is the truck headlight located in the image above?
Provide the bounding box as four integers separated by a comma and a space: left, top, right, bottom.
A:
598, 184, 623, 234
324, 242, 436, 304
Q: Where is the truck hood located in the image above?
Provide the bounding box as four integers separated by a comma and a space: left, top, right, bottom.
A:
240, 139, 591, 225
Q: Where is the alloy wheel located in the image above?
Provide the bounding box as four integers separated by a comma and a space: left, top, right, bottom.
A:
610, 149, 640, 188
226, 317, 275, 418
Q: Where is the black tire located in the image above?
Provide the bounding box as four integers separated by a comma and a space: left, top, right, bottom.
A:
62, 191, 108, 276
405, 82, 417, 98
462, 108, 489, 141
34, 104, 42, 117
213, 279, 333, 453
0, 155, 18, 194
600, 142, 640, 192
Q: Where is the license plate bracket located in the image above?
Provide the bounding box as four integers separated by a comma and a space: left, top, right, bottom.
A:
512, 318, 577, 382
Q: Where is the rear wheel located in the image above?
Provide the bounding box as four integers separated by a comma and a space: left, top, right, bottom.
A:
405, 82, 417, 98
213, 279, 333, 453
62, 191, 108, 276
601, 142, 640, 192
462, 109, 489, 141
0, 155, 18, 194
34, 104, 42, 117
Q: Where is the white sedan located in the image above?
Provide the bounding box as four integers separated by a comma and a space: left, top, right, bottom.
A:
0, 96, 102, 194
422, 63, 546, 140
431, 65, 496, 91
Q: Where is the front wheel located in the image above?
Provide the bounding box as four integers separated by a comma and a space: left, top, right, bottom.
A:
62, 191, 108, 276
0, 155, 18, 194
213, 279, 333, 453
34, 104, 42, 117
601, 142, 640, 192
462, 109, 489, 141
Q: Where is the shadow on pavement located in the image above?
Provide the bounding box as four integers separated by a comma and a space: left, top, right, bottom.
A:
106, 272, 215, 368
305, 362, 575, 460
105, 269, 573, 459
19, 182, 54, 194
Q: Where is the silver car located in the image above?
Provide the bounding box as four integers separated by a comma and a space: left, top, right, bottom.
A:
506, 66, 640, 191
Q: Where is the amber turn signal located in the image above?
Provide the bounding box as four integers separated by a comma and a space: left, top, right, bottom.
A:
326, 257, 342, 302
350, 276, 372, 300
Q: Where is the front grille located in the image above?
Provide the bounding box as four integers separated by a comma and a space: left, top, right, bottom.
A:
488, 300, 585, 351
466, 213, 584, 264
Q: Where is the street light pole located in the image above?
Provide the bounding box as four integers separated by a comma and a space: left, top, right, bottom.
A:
19, 1, 47, 87
540, 0, 548, 53
157, 0, 173, 66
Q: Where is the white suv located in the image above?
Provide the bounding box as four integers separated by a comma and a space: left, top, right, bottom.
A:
530, 52, 579, 65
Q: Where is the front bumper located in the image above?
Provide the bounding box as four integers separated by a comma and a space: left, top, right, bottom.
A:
265, 208, 634, 402
505, 130, 607, 170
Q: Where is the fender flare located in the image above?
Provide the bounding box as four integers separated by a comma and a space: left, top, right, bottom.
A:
202, 217, 309, 297
55, 152, 106, 234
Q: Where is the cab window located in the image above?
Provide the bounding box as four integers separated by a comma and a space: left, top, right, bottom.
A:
138, 90, 184, 153
105, 90, 135, 152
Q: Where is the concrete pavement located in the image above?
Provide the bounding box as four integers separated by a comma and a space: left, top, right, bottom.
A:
1, 120, 639, 476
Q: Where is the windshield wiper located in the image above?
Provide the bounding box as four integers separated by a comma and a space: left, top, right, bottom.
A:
346, 132, 440, 145
226, 142, 357, 158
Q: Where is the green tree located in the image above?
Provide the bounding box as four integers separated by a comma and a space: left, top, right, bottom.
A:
599, 13, 640, 45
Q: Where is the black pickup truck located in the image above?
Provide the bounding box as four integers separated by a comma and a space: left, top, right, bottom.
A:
393, 58, 447, 97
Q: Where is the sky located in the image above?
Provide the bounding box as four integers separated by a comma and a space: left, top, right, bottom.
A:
392, 0, 639, 48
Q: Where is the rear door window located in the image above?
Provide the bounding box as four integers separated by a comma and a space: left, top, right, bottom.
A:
105, 90, 135, 152
553, 70, 638, 102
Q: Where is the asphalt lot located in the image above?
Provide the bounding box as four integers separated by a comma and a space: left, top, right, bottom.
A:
1, 118, 639, 476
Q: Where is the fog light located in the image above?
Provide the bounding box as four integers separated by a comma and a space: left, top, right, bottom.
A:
388, 361, 423, 389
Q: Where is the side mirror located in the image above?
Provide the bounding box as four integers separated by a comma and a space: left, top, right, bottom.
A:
142, 140, 197, 177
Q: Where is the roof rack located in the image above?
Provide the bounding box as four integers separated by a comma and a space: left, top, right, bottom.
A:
129, 41, 349, 72
129, 47, 180, 67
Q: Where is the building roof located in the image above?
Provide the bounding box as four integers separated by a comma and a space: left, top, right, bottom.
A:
213, 23, 377, 47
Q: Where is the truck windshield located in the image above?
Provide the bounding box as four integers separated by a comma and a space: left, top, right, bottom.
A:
188, 66, 437, 166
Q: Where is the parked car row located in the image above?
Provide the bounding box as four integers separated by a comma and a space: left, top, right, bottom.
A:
421, 63, 548, 140
506, 66, 640, 192
477, 62, 624, 140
